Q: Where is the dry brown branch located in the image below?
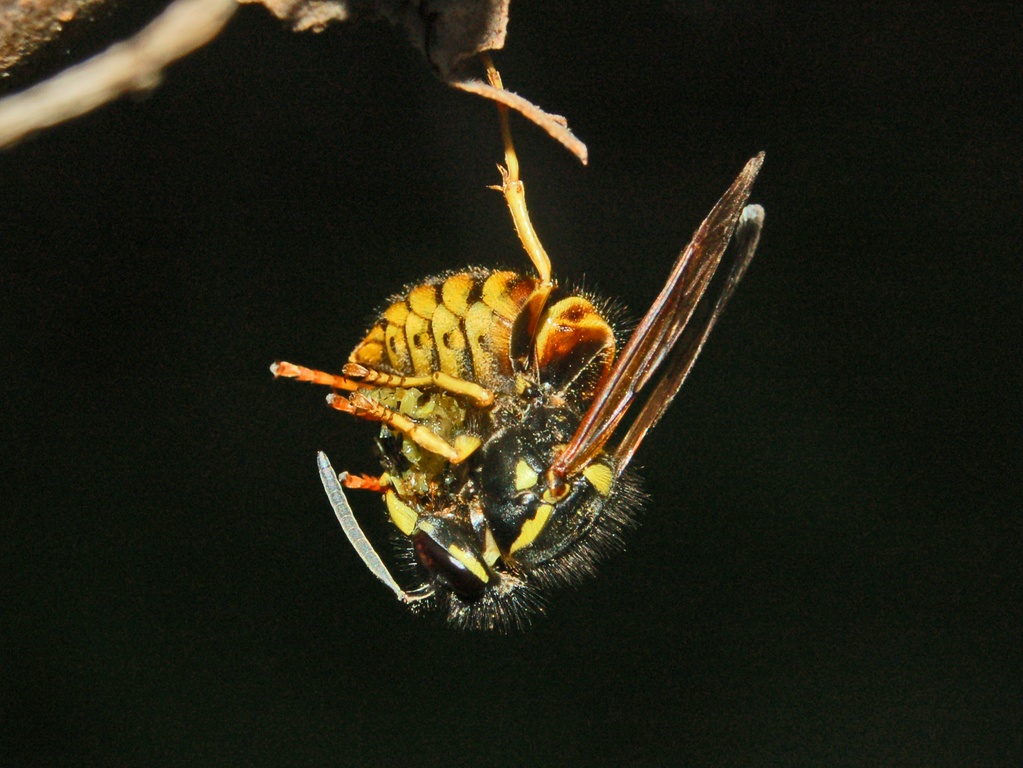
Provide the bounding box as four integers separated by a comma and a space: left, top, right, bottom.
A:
0, 0, 107, 72
238, 0, 348, 32
0, 0, 238, 148
450, 75, 588, 165
246, 0, 586, 161
0, 0, 587, 161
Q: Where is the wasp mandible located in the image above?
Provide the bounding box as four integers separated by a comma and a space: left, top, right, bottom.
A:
273, 62, 765, 629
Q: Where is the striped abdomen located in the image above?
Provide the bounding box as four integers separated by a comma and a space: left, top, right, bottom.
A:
349, 269, 540, 392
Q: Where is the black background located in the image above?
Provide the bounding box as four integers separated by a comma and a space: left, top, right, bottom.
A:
2, 2, 1020, 765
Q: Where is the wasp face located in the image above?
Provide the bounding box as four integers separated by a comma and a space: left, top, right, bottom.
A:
477, 405, 613, 570
401, 399, 639, 628
403, 405, 610, 609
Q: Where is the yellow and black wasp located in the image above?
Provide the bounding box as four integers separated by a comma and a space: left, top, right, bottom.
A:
272, 63, 765, 630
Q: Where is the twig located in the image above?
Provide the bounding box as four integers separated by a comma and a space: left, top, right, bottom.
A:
450, 75, 588, 166
0, 0, 238, 148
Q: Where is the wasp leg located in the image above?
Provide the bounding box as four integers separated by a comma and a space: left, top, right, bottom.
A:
482, 56, 556, 373
328, 391, 482, 465
273, 359, 493, 407
341, 472, 390, 493
270, 360, 360, 391
341, 362, 494, 407
482, 55, 554, 291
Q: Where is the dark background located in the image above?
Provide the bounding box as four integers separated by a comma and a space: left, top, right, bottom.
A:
2, 2, 1020, 765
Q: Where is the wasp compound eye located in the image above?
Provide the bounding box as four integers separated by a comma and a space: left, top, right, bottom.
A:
411, 518, 493, 602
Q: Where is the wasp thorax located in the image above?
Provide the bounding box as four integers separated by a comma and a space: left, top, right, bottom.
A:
476, 405, 608, 567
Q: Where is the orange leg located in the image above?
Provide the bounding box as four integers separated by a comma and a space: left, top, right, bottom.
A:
341, 473, 389, 493
270, 360, 360, 391
273, 360, 494, 408
273, 360, 484, 463
342, 363, 494, 407
328, 392, 481, 465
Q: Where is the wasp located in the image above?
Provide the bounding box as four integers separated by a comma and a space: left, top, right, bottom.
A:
272, 63, 765, 630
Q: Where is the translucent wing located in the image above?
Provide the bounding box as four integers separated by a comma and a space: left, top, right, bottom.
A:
613, 203, 764, 472
549, 153, 765, 481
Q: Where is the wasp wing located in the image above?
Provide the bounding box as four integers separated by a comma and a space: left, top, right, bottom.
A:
613, 203, 764, 472
550, 153, 764, 480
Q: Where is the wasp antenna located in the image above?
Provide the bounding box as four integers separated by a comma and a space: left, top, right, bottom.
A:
317, 452, 434, 605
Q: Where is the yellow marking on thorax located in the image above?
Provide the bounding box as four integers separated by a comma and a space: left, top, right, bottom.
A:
515, 459, 539, 491
404, 311, 436, 375
483, 529, 501, 566
510, 503, 553, 554
442, 273, 475, 316
583, 462, 614, 496
408, 284, 439, 318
